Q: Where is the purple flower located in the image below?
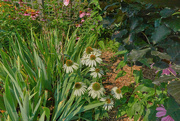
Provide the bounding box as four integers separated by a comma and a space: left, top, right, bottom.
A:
81, 19, 85, 23
156, 105, 174, 121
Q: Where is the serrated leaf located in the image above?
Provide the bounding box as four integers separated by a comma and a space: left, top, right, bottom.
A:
153, 75, 176, 85
151, 51, 171, 60
167, 44, 180, 64
152, 25, 171, 44
167, 81, 180, 104
128, 48, 150, 62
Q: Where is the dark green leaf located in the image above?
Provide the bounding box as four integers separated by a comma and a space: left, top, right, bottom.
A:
151, 25, 171, 44
153, 75, 176, 85
151, 51, 171, 60
160, 8, 175, 18
167, 81, 180, 104
128, 48, 150, 62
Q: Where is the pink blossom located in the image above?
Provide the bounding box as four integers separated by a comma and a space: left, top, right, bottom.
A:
156, 105, 174, 121
162, 65, 176, 76
76, 24, 81, 27
76, 37, 80, 40
81, 19, 85, 23
79, 12, 86, 18
63, 0, 70, 6
23, 11, 30, 16
86, 12, 91, 16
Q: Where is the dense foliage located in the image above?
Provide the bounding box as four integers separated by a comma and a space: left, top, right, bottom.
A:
0, 0, 179, 121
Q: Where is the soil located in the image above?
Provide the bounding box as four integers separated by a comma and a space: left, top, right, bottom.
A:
100, 51, 143, 121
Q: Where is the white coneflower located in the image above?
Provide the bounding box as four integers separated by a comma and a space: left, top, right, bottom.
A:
90, 67, 104, 78
83, 47, 101, 56
85, 52, 102, 67
111, 87, 123, 99
73, 82, 87, 96
88, 82, 104, 99
63, 60, 78, 73
100, 97, 114, 110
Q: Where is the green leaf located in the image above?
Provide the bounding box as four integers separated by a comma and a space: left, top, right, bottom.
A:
98, 41, 106, 50
151, 51, 171, 60
114, 50, 128, 56
160, 8, 175, 18
43, 107, 50, 119
116, 61, 126, 70
128, 48, 150, 62
152, 25, 171, 44
115, 70, 126, 80
153, 75, 176, 85
167, 81, 180, 104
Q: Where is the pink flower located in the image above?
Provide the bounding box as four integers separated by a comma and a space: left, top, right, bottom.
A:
81, 19, 85, 23
76, 37, 80, 40
23, 11, 30, 16
156, 105, 174, 121
79, 12, 86, 18
76, 24, 82, 27
162, 65, 176, 76
63, 0, 70, 6
86, 12, 91, 16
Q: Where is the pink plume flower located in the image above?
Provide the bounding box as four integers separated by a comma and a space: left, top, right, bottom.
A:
63, 0, 70, 6
156, 105, 174, 121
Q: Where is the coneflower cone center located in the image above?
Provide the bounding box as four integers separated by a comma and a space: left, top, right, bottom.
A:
106, 99, 111, 104
66, 60, 73, 66
92, 82, 100, 91
75, 82, 82, 89
95, 68, 100, 73
86, 47, 93, 54
90, 55, 96, 60
116, 88, 121, 94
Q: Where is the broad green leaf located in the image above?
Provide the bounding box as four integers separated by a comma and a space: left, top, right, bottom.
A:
151, 51, 171, 60
167, 81, 180, 104
152, 25, 171, 44
98, 41, 106, 50
128, 48, 150, 62
160, 8, 175, 18
153, 75, 176, 85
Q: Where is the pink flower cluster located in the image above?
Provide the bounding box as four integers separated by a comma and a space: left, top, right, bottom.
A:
151, 63, 177, 76
79, 9, 91, 18
156, 105, 174, 121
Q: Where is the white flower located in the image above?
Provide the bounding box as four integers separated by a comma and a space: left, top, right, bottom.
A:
88, 82, 105, 99
63, 60, 78, 73
73, 82, 87, 96
111, 87, 123, 99
83, 47, 101, 56
85, 52, 102, 67
100, 97, 114, 110
90, 67, 103, 78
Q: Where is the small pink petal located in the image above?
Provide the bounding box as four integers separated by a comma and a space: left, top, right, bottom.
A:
156, 111, 166, 117
161, 115, 174, 121
156, 107, 166, 112
168, 67, 177, 76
